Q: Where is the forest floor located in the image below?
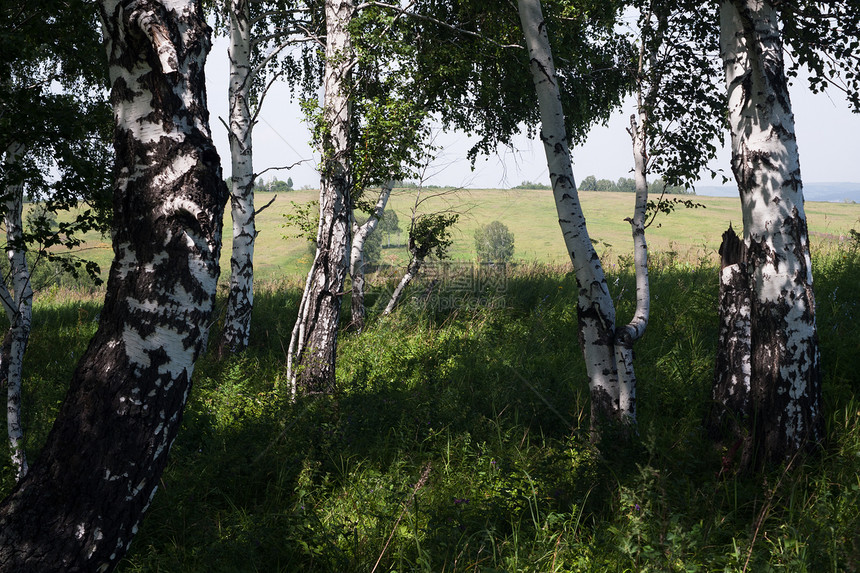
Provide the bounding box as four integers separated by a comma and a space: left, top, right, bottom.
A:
3, 224, 859, 571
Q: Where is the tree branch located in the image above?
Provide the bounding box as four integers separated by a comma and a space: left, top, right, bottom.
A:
354, 1, 525, 50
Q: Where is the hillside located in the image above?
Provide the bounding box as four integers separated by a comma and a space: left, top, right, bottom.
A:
46, 189, 860, 284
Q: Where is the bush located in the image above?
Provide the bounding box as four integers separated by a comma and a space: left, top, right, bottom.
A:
474, 220, 515, 263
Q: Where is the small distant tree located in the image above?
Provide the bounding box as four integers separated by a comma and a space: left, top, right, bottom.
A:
24, 204, 58, 233
378, 209, 401, 247
595, 178, 618, 192
475, 221, 515, 263
616, 177, 636, 193
648, 177, 691, 195
283, 199, 320, 254
579, 175, 598, 191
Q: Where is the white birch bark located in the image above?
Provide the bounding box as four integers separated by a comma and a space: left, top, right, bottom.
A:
1, 141, 34, 481
710, 225, 752, 447
614, 111, 651, 423
350, 181, 393, 331
517, 0, 621, 423
0, 1, 227, 567
220, 0, 257, 354
382, 256, 421, 316
287, 0, 354, 394
721, 0, 822, 463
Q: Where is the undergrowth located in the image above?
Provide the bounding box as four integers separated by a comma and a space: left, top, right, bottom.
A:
1, 244, 858, 572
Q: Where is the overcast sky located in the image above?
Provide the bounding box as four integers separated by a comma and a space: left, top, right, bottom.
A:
205, 36, 860, 192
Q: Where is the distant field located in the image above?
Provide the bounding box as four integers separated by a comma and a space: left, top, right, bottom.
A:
48, 188, 860, 282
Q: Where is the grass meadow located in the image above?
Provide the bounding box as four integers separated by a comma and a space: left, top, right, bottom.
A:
2, 190, 860, 571
42, 188, 860, 282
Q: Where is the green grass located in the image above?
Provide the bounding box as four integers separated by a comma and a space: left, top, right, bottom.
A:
40, 189, 860, 284
3, 236, 859, 571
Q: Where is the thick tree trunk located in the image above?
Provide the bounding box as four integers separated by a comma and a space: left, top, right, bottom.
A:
517, 0, 622, 425
220, 0, 257, 355
720, 0, 823, 466
287, 0, 354, 395
0, 2, 226, 570
350, 182, 392, 331
1, 141, 34, 481
382, 255, 422, 316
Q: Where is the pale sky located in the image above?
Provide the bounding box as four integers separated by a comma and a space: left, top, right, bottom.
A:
204, 35, 860, 192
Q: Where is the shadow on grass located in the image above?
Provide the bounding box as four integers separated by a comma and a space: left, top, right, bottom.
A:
3, 251, 859, 572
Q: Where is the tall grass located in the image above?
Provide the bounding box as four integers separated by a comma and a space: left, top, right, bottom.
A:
1, 242, 858, 571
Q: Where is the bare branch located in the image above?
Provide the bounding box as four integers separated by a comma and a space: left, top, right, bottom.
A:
254, 194, 278, 217
254, 160, 307, 180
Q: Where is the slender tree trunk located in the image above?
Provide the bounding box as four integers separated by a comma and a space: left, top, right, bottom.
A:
1, 141, 34, 481
720, 0, 823, 466
517, 0, 622, 425
614, 111, 651, 423
0, 2, 226, 569
350, 182, 392, 331
220, 0, 256, 355
382, 255, 422, 316
287, 0, 354, 395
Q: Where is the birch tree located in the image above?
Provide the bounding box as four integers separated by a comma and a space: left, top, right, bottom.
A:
613, 1, 725, 423
516, 0, 631, 425
711, 1, 860, 467
214, 0, 321, 354
347, 85, 430, 331
287, 0, 355, 395
0, 0, 113, 481
716, 0, 823, 466
1, 143, 33, 481
0, 0, 227, 568
350, 182, 392, 331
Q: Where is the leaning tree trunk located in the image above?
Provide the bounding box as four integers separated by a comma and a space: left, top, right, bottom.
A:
220, 0, 257, 355
0, 141, 34, 481
720, 0, 823, 467
517, 0, 623, 426
350, 182, 393, 331
0, 2, 227, 570
287, 0, 354, 395
381, 254, 422, 316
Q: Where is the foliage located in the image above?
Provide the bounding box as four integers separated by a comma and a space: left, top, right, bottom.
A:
645, 196, 707, 229
4, 243, 858, 571
626, 0, 727, 189
779, 2, 860, 112
474, 220, 515, 263
283, 199, 320, 245
409, 213, 460, 260
206, 0, 324, 105
402, 0, 633, 162
255, 177, 293, 193
0, 0, 113, 287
